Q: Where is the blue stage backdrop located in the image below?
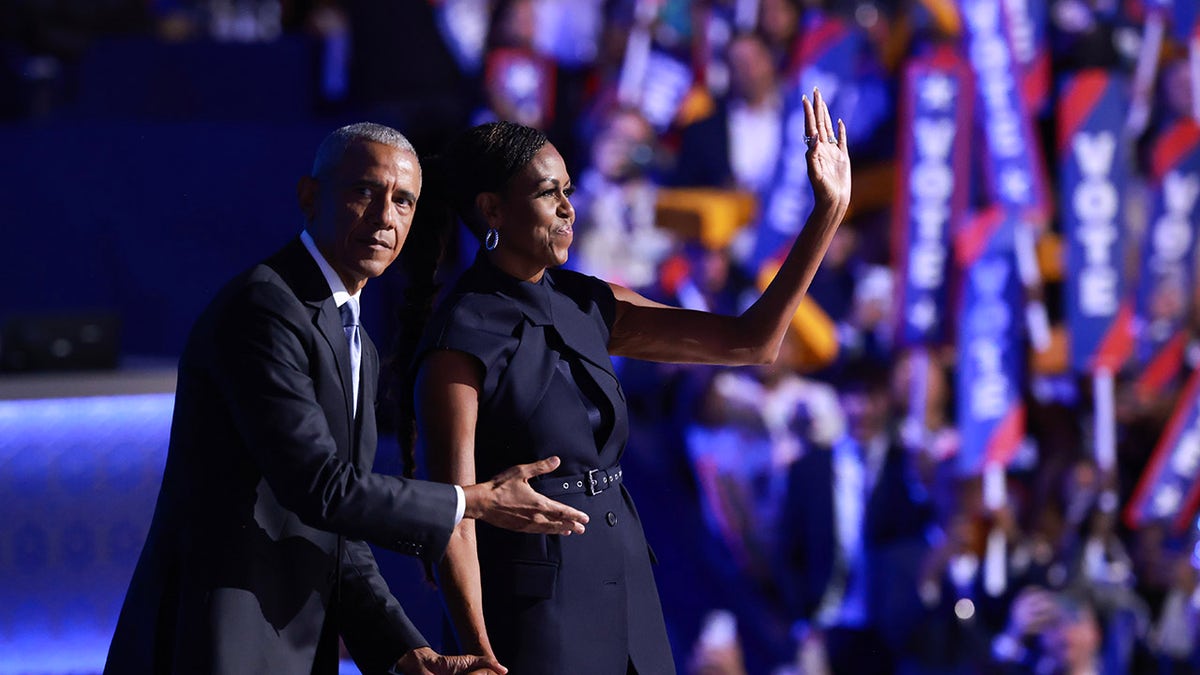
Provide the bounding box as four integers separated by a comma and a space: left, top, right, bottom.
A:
0, 389, 445, 675
0, 394, 174, 673
0, 120, 332, 358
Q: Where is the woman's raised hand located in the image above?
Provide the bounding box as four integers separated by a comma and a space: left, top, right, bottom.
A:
803, 87, 851, 212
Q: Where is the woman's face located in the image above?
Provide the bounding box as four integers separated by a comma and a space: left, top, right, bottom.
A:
488, 143, 576, 279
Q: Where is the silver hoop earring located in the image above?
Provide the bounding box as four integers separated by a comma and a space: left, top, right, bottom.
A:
484, 228, 500, 251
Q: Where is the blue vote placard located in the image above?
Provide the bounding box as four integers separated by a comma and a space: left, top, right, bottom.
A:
1057, 69, 1135, 374
959, 0, 1051, 228
893, 47, 973, 347
1135, 120, 1200, 393
955, 208, 1027, 475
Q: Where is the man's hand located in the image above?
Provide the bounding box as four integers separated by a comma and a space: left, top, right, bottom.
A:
393, 646, 507, 675
462, 456, 589, 535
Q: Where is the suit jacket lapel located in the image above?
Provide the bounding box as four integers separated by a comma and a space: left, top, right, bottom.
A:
357, 329, 379, 464
267, 238, 356, 436
316, 302, 356, 430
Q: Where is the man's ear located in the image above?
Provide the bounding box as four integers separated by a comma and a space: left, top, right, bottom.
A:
475, 191, 502, 229
297, 176, 318, 222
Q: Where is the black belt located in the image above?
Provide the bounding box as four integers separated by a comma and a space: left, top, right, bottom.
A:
533, 464, 623, 497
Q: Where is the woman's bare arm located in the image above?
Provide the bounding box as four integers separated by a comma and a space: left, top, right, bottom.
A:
416, 348, 589, 670
608, 88, 851, 366
416, 349, 496, 661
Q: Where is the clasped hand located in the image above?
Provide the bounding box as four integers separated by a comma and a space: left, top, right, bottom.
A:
394, 646, 506, 675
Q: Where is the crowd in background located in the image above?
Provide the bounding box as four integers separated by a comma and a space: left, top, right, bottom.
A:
6, 0, 1200, 673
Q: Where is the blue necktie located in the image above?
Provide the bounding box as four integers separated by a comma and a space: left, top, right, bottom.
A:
339, 298, 361, 416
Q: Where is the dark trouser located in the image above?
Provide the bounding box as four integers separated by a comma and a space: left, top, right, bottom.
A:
826, 626, 894, 675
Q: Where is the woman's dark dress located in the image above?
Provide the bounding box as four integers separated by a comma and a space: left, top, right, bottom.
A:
417, 253, 675, 675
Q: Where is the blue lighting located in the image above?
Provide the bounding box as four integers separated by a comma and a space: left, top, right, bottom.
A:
0, 394, 366, 675
0, 394, 173, 674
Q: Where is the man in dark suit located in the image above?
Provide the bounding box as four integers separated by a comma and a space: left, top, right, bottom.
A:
104, 123, 589, 675
671, 31, 784, 192
777, 361, 933, 674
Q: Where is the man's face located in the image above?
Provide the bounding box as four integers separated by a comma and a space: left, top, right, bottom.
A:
299, 140, 421, 294
840, 388, 889, 443
728, 36, 776, 103
1042, 604, 1100, 670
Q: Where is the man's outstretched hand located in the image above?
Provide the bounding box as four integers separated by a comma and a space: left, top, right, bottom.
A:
394, 646, 507, 675
463, 456, 589, 535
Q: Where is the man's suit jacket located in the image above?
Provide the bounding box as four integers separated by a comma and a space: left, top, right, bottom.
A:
776, 441, 932, 648
669, 103, 733, 188
104, 239, 459, 675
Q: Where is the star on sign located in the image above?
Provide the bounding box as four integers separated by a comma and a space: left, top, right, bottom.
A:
908, 299, 938, 331
506, 62, 540, 98
919, 75, 956, 111
1171, 430, 1200, 475
1000, 168, 1031, 203
1153, 484, 1182, 517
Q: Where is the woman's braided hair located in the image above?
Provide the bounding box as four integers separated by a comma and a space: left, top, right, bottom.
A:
392, 121, 549, 479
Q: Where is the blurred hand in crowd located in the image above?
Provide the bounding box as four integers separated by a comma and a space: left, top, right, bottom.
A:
689, 611, 749, 675
1007, 586, 1060, 639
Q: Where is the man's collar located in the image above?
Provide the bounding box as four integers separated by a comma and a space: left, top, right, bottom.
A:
300, 230, 359, 308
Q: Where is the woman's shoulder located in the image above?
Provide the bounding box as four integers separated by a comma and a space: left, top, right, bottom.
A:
548, 267, 616, 327
548, 266, 611, 297
428, 286, 524, 341
417, 288, 523, 379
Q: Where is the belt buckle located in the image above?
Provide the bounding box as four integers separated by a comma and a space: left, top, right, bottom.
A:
586, 468, 604, 496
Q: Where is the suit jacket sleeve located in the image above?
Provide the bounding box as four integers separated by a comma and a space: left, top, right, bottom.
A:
210, 278, 457, 562
338, 538, 428, 674
775, 456, 810, 621
668, 110, 731, 188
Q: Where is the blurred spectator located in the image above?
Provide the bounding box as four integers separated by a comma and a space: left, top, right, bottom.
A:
776, 360, 934, 675
304, 1, 351, 104
1042, 591, 1111, 675
1157, 54, 1198, 129
571, 107, 675, 288
906, 506, 1005, 674
655, 242, 757, 316
803, 222, 896, 372
671, 31, 783, 192
758, 0, 804, 71
528, 0, 604, 68
689, 332, 844, 585
1145, 548, 1200, 673
680, 332, 844, 673
475, 0, 556, 129
203, 0, 284, 42
688, 610, 751, 675
993, 587, 1113, 675
1068, 494, 1151, 673
1049, 0, 1127, 72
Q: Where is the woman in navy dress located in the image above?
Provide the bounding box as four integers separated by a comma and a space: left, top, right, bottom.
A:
400, 91, 850, 674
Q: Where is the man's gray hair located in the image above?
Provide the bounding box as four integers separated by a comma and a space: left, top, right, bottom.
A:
310, 122, 418, 178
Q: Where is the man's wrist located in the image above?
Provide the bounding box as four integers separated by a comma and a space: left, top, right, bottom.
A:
460, 482, 489, 520
453, 484, 466, 525
390, 646, 425, 674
